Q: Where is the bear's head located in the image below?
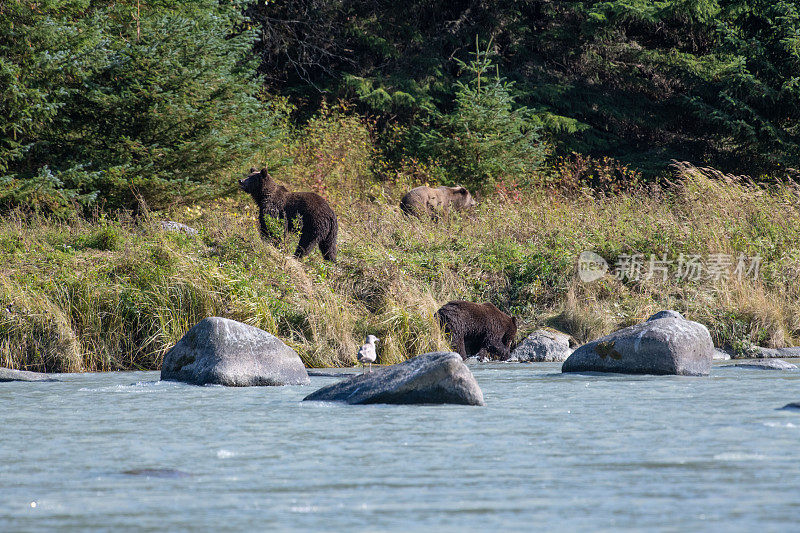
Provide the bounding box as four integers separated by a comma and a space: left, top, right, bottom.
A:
239, 167, 277, 199
449, 186, 476, 209
505, 316, 518, 351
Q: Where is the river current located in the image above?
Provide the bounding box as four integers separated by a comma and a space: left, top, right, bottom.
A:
2, 362, 799, 531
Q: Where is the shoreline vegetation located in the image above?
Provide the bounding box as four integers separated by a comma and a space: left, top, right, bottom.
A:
3, 161, 800, 373
3, 1, 800, 373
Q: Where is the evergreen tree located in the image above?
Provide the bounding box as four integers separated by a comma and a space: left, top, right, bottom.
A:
420, 39, 545, 190
0, 0, 278, 211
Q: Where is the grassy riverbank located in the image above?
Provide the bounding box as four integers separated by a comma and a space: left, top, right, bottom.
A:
2, 163, 800, 372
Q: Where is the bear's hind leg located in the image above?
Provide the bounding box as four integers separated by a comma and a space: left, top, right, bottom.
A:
294, 229, 319, 259
318, 236, 337, 262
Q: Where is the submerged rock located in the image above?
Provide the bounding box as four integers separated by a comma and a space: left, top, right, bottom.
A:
0, 368, 59, 382
307, 370, 358, 378
160, 317, 309, 386
512, 330, 573, 362
723, 359, 798, 371
303, 352, 484, 405
562, 316, 713, 376
122, 468, 192, 478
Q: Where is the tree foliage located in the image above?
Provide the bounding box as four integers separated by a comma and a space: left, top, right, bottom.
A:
254, 0, 800, 176
0, 0, 277, 212
419, 39, 546, 190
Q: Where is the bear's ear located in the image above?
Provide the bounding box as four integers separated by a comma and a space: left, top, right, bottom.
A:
260, 167, 269, 178
456, 186, 468, 195
249, 166, 258, 173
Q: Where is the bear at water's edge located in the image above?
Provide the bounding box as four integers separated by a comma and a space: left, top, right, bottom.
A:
239, 168, 338, 262
400, 185, 476, 217
435, 301, 517, 360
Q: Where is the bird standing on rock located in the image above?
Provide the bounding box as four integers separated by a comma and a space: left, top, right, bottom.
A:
357, 335, 379, 373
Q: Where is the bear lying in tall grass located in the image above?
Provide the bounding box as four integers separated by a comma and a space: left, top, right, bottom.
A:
400, 185, 476, 218
239, 168, 338, 262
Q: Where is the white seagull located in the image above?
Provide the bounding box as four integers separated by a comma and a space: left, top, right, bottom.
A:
357, 335, 379, 373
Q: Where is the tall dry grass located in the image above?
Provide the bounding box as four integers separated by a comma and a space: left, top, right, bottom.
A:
2, 111, 800, 371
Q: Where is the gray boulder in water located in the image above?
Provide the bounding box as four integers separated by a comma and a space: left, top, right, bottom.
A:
160, 317, 309, 386
723, 359, 798, 371
562, 316, 713, 376
512, 330, 573, 362
0, 368, 59, 382
303, 352, 484, 405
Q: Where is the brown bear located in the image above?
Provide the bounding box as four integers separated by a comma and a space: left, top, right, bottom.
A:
239, 167, 338, 262
435, 301, 517, 361
400, 185, 476, 218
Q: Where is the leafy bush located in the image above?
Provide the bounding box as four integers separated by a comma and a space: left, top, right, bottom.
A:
290, 103, 378, 199
550, 153, 643, 193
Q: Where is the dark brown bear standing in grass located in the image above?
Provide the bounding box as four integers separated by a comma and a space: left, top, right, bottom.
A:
239, 167, 338, 262
400, 185, 476, 218
435, 301, 517, 361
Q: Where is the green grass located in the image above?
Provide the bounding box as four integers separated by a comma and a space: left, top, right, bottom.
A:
2, 163, 800, 371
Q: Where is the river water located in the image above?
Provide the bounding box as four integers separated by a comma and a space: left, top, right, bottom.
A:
1, 362, 799, 532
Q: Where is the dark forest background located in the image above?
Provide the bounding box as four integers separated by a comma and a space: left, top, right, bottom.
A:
3, 0, 799, 210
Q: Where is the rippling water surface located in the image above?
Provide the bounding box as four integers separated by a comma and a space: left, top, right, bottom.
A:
2, 363, 799, 531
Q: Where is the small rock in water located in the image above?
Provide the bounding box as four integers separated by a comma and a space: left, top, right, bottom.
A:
713, 349, 731, 361
0, 368, 59, 382
779, 402, 800, 411
160, 317, 309, 386
512, 330, 573, 362
733, 346, 800, 359
723, 359, 798, 371
752, 346, 800, 359
303, 352, 484, 405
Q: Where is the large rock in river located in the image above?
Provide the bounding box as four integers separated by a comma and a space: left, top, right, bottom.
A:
562, 315, 713, 376
160, 317, 309, 386
0, 368, 59, 382
303, 352, 484, 405
511, 330, 573, 362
